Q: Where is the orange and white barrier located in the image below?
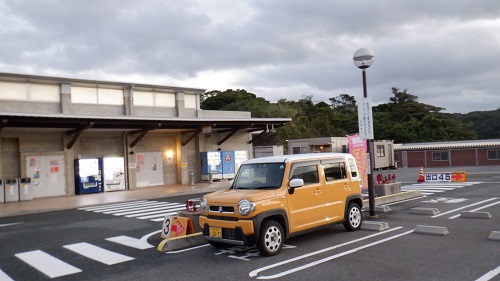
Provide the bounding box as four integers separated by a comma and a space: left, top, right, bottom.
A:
157, 215, 205, 252
161, 215, 195, 239
417, 166, 425, 182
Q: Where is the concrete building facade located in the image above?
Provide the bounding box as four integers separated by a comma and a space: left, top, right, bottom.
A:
0, 73, 290, 199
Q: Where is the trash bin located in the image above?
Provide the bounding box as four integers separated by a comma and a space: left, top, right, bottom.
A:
4, 178, 19, 202
0, 179, 4, 203
19, 178, 33, 201
188, 172, 194, 186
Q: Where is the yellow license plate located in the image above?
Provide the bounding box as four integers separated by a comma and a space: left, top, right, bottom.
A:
209, 227, 222, 238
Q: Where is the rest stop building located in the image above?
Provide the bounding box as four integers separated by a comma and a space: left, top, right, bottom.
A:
0, 72, 290, 200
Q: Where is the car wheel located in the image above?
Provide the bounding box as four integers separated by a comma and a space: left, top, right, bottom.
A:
343, 203, 362, 231
257, 220, 284, 256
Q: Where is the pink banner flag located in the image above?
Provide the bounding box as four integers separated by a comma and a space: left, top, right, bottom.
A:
348, 134, 368, 190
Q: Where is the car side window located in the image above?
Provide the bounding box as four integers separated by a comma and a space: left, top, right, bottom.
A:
324, 162, 347, 182
290, 164, 319, 185
348, 158, 358, 178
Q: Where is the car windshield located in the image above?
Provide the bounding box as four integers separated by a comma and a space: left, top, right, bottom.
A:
232, 162, 285, 190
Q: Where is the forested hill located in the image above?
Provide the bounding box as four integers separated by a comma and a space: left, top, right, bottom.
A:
200, 88, 499, 146
445, 109, 500, 140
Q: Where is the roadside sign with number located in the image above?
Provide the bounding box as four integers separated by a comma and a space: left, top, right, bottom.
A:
425, 173, 451, 182
161, 215, 172, 239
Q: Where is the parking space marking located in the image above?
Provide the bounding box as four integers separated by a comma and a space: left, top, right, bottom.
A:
249, 227, 404, 278
15, 250, 82, 278
476, 265, 500, 281
431, 198, 498, 218
166, 244, 211, 254
449, 200, 500, 219
64, 242, 134, 265
0, 222, 23, 228
0, 269, 14, 281
251, 229, 414, 279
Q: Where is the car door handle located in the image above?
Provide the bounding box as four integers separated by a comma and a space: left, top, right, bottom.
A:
314, 189, 322, 195
343, 184, 351, 190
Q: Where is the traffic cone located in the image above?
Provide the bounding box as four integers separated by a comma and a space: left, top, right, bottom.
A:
417, 166, 425, 182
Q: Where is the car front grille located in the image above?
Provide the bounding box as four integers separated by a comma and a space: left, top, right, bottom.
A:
209, 205, 235, 213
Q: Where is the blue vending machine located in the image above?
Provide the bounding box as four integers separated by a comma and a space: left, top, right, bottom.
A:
74, 158, 103, 194
221, 151, 235, 179
200, 151, 222, 181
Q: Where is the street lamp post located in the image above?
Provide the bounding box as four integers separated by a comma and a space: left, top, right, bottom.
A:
353, 48, 377, 218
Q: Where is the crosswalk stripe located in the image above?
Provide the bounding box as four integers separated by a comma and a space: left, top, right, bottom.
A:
110, 203, 181, 216
400, 182, 481, 196
64, 242, 134, 265
78, 200, 151, 211
149, 211, 183, 222
89, 202, 166, 213
137, 208, 186, 220
402, 187, 455, 190
15, 250, 82, 278
78, 200, 187, 222
0, 269, 14, 281
124, 206, 185, 218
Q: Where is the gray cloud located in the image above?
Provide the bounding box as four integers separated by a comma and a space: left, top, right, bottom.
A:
1, 0, 499, 113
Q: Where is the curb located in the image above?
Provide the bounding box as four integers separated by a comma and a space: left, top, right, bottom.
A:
363, 190, 423, 207
414, 225, 449, 236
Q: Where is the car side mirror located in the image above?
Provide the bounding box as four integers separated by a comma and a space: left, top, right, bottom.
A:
288, 178, 304, 195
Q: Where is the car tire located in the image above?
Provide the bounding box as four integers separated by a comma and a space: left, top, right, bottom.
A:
257, 220, 284, 256
343, 203, 362, 231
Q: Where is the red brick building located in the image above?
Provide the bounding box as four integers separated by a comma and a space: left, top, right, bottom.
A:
394, 139, 500, 168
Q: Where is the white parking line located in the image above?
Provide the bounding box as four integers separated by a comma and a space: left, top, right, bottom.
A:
476, 265, 500, 281
0, 269, 14, 281
64, 242, 134, 265
449, 200, 500, 219
15, 250, 82, 278
252, 230, 414, 279
249, 227, 404, 278
432, 198, 498, 218
0, 222, 23, 228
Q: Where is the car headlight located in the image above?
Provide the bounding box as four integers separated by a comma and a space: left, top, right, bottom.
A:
238, 199, 256, 216
200, 197, 207, 213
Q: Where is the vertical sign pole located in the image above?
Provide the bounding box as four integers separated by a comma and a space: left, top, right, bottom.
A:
362, 69, 377, 218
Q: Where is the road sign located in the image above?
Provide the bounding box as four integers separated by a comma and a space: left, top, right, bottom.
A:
357, 97, 374, 139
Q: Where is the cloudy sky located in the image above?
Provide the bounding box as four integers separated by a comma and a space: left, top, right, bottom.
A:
1, 0, 499, 114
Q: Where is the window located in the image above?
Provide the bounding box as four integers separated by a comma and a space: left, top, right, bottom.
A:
72, 87, 123, 105
0, 82, 60, 102
185, 94, 197, 109
72, 87, 98, 104
348, 158, 358, 178
98, 88, 124, 105
290, 164, 319, 185
133, 91, 175, 107
292, 147, 301, 154
487, 150, 500, 160
376, 145, 385, 157
324, 162, 347, 182
432, 151, 449, 161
